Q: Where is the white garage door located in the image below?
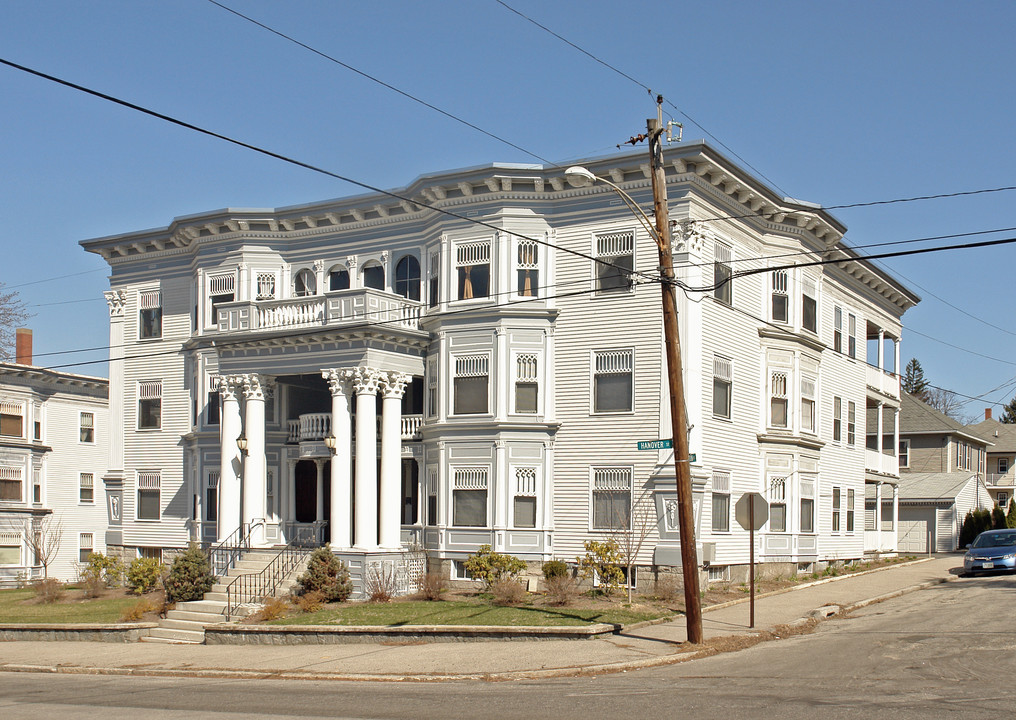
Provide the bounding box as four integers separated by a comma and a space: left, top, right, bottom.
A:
898, 507, 936, 553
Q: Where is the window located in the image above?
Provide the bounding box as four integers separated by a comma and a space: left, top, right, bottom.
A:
899, 440, 910, 468
32, 467, 41, 504
79, 533, 93, 564
771, 269, 789, 323
847, 488, 855, 532
453, 355, 489, 415
592, 467, 631, 530
833, 306, 843, 353
137, 472, 161, 520
594, 230, 634, 293
998, 491, 1010, 508
79, 473, 94, 503
0, 466, 22, 502
712, 355, 732, 419
328, 265, 350, 291
832, 487, 841, 532
769, 372, 788, 428
139, 289, 162, 339
426, 357, 438, 418
79, 412, 95, 443
207, 390, 220, 426
515, 354, 539, 414
138, 381, 162, 430
362, 263, 385, 291
206, 471, 219, 523
517, 239, 539, 297
801, 376, 816, 433
452, 467, 487, 527
33, 407, 41, 441
847, 401, 856, 446
208, 272, 235, 326
0, 533, 21, 565
832, 396, 842, 442
395, 255, 421, 300
428, 251, 440, 307
1000, 457, 1010, 474
801, 277, 817, 333
293, 268, 317, 297
769, 476, 787, 532
713, 242, 732, 305
255, 272, 277, 300
711, 470, 730, 532
139, 547, 162, 562
800, 476, 815, 533
0, 400, 24, 438
848, 313, 857, 358
593, 349, 634, 413
514, 468, 538, 528
456, 240, 490, 300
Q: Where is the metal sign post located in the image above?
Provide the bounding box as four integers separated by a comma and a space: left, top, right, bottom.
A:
735, 492, 769, 629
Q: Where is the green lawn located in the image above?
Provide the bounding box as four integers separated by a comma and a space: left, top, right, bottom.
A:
0, 588, 143, 624
267, 600, 669, 627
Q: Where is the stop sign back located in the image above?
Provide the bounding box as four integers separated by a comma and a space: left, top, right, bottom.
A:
735, 492, 768, 531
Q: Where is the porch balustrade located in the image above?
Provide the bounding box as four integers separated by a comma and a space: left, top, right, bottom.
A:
865, 448, 899, 477
288, 413, 424, 443
986, 472, 1016, 487
865, 363, 900, 400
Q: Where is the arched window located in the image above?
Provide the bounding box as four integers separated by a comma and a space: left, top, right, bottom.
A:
293, 268, 317, 297
362, 262, 385, 291
394, 255, 421, 301
328, 265, 349, 291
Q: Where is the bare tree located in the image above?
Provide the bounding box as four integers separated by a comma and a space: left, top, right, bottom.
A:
24, 515, 63, 579
606, 488, 658, 604
925, 387, 969, 423
0, 281, 31, 361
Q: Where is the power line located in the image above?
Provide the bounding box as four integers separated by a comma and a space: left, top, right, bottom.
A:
903, 327, 1016, 367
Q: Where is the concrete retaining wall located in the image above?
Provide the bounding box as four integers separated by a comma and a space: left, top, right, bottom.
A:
204, 623, 618, 645
0, 623, 158, 643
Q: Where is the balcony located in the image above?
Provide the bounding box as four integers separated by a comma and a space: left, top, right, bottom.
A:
865, 364, 900, 401
865, 448, 899, 477
287, 413, 424, 443
215, 288, 423, 335
986, 473, 1016, 487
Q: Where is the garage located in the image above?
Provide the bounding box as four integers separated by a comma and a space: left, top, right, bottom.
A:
898, 507, 936, 553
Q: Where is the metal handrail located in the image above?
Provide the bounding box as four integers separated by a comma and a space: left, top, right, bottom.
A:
205, 522, 258, 578
224, 523, 323, 618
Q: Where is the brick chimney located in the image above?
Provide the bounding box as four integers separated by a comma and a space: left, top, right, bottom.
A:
986, 408, 993, 421
15, 328, 32, 366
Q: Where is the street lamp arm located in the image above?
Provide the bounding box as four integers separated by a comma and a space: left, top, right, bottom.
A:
565, 167, 662, 249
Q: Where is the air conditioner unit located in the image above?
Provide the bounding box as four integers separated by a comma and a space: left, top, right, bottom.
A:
700, 542, 715, 565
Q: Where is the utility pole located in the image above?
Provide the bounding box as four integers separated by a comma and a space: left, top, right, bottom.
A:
648, 102, 703, 644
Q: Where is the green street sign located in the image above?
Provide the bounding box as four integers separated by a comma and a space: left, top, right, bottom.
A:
637, 439, 673, 450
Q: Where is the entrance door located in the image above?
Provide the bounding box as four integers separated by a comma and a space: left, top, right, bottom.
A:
294, 460, 317, 523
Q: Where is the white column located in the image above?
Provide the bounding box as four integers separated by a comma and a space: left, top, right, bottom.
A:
217, 376, 242, 543
315, 460, 325, 530
893, 407, 901, 473
893, 484, 900, 546
324, 369, 354, 548
875, 481, 883, 548
379, 372, 409, 549
241, 374, 266, 546
286, 457, 297, 537
877, 328, 885, 371
894, 338, 901, 378
876, 401, 885, 456
353, 367, 381, 550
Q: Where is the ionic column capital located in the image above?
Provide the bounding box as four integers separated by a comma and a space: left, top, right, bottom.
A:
322, 368, 355, 396
380, 371, 411, 400
353, 366, 383, 395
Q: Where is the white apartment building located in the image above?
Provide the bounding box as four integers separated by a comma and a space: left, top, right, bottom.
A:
81, 142, 917, 588
0, 331, 110, 584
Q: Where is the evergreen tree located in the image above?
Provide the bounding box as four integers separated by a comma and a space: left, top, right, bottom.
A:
1007, 499, 1016, 529
163, 543, 214, 602
1000, 396, 1016, 424
902, 358, 930, 400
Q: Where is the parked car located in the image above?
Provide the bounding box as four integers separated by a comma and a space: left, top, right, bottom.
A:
962, 529, 1016, 575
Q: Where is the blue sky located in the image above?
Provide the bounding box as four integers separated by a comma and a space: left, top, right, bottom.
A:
2, 1, 1015, 419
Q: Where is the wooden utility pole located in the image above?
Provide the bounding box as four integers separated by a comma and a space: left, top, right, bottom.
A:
648, 109, 703, 644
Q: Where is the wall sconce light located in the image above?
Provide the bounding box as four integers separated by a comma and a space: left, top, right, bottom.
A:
236, 434, 249, 455
324, 435, 337, 453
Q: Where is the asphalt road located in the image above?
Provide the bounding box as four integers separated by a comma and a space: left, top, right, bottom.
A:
2, 573, 1014, 719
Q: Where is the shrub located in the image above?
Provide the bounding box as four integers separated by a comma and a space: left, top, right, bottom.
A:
119, 597, 158, 622
654, 574, 682, 603
577, 539, 624, 597
296, 545, 352, 603
365, 561, 399, 603
490, 578, 527, 606
163, 544, 214, 602
1008, 499, 1016, 529
463, 545, 527, 591
544, 575, 577, 607
126, 557, 165, 595
292, 589, 325, 613
992, 506, 1007, 530
542, 560, 569, 581
32, 578, 64, 603
82, 552, 124, 588
415, 572, 446, 601
248, 596, 289, 623
959, 511, 977, 547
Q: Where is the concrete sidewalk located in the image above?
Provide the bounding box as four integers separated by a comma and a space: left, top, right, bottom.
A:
0, 554, 960, 682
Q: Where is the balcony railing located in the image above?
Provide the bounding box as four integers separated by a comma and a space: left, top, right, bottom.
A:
865, 448, 899, 477
865, 364, 900, 400
986, 473, 1016, 487
288, 412, 424, 443
215, 288, 423, 334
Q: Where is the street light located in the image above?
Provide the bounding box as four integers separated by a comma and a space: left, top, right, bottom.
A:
566, 149, 703, 644
235, 433, 248, 456
323, 434, 337, 453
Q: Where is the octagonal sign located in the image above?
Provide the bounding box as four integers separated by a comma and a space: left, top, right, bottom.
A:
735, 492, 769, 531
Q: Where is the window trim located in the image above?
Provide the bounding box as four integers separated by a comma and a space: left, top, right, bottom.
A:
0, 465, 23, 503
513, 353, 540, 415
137, 380, 163, 431
79, 411, 95, 444
711, 470, 731, 533
137, 471, 161, 521
516, 238, 540, 298
451, 466, 489, 528
768, 475, 788, 533
513, 467, 538, 529
591, 466, 633, 531
899, 439, 910, 468
593, 229, 635, 295
712, 355, 732, 420
771, 268, 790, 324
0, 400, 25, 439
454, 238, 492, 301
78, 532, 94, 564
713, 241, 733, 305
592, 348, 635, 415
832, 396, 842, 443
769, 370, 789, 429
79, 472, 94, 504
452, 354, 490, 416
800, 375, 816, 434
138, 289, 163, 340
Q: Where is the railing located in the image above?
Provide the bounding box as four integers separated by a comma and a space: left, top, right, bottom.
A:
865, 448, 899, 477
205, 522, 258, 578
287, 413, 424, 444
225, 524, 323, 618
865, 364, 900, 400
986, 473, 1016, 487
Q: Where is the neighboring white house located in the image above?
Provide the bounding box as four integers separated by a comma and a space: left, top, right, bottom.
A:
0, 330, 110, 584
80, 142, 918, 590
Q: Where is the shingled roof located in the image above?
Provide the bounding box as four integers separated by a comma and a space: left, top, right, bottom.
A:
893, 392, 989, 445
965, 416, 1016, 453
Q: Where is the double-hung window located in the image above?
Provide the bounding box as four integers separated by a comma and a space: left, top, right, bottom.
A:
206, 376, 220, 426
899, 440, 910, 468
593, 349, 634, 413
0, 466, 22, 502
801, 277, 817, 333
713, 242, 732, 305
846, 488, 856, 532
832, 487, 842, 532
515, 354, 539, 414
769, 371, 789, 429
801, 376, 816, 433
453, 355, 489, 415
428, 251, 440, 307
712, 355, 732, 419
78, 533, 93, 564
79, 473, 94, 503
79, 412, 95, 443
771, 269, 789, 323
517, 239, 539, 297
711, 470, 730, 532
206, 471, 219, 523
138, 381, 162, 430
139, 290, 162, 339
0, 400, 24, 438
514, 467, 538, 528
769, 476, 787, 532
847, 401, 856, 445
452, 467, 488, 527
208, 272, 235, 327
832, 396, 843, 442
848, 313, 857, 358
456, 239, 491, 300
999, 457, 1009, 474
833, 306, 843, 353
0, 532, 22, 565
592, 467, 631, 530
800, 476, 815, 533
594, 230, 634, 293
137, 472, 161, 520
